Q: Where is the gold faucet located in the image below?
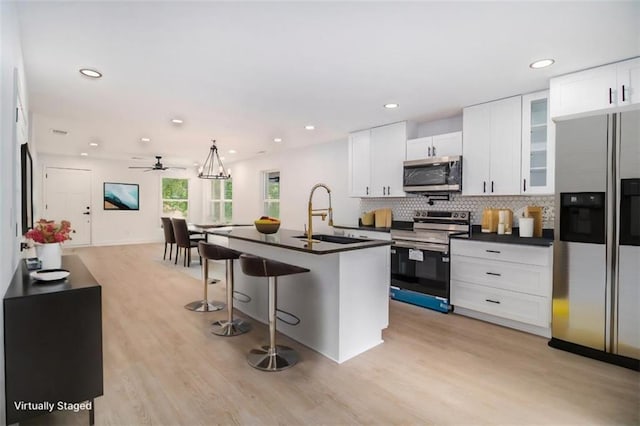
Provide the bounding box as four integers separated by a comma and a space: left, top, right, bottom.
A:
307, 183, 333, 244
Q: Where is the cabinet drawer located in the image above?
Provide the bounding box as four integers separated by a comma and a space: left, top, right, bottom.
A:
451, 280, 550, 327
450, 239, 550, 266
451, 255, 551, 297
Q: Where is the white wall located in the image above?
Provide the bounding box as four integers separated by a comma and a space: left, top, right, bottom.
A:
37, 153, 205, 246
417, 115, 462, 137
231, 138, 360, 232
0, 1, 29, 422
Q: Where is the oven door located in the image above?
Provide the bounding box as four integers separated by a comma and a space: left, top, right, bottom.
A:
390, 241, 450, 299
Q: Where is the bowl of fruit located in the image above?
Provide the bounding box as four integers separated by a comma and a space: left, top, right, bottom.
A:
254, 216, 281, 234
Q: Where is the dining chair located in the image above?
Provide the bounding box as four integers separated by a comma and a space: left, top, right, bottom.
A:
160, 217, 176, 261
171, 218, 205, 267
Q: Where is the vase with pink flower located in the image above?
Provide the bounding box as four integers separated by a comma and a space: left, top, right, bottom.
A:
25, 219, 73, 269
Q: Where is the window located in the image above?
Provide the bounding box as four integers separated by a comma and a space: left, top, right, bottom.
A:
210, 179, 233, 223
162, 177, 189, 218
263, 171, 280, 218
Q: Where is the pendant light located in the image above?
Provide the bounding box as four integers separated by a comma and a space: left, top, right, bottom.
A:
198, 140, 231, 180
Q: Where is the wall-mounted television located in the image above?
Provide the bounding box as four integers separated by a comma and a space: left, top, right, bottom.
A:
21, 143, 33, 233
103, 182, 140, 210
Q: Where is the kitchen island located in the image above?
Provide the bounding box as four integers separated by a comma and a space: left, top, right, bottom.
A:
210, 227, 392, 363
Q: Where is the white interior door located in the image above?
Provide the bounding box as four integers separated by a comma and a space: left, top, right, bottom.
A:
44, 167, 92, 246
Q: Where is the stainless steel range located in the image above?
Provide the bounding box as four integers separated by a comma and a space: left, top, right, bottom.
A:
390, 211, 470, 313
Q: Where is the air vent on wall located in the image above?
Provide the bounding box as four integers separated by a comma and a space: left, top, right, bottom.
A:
51, 129, 68, 135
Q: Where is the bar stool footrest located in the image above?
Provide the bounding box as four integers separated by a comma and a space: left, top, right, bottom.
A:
184, 300, 225, 312
247, 345, 298, 371
211, 319, 251, 336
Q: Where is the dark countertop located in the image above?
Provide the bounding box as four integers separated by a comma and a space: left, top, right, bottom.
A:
5, 255, 100, 300
453, 227, 554, 247
190, 223, 252, 231
333, 224, 391, 233
333, 220, 414, 233
209, 227, 393, 255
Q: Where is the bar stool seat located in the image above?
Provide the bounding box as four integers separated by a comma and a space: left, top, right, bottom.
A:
199, 244, 252, 337
239, 254, 309, 372
184, 242, 226, 312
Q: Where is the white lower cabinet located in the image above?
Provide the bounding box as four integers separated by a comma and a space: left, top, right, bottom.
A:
450, 239, 553, 337
450, 281, 549, 328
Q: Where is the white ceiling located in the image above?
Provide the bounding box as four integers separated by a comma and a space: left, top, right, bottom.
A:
17, 1, 640, 166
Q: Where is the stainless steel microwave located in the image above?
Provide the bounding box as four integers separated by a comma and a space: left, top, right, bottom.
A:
402, 156, 462, 193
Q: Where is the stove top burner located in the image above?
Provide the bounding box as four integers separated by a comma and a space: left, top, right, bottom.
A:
392, 210, 471, 248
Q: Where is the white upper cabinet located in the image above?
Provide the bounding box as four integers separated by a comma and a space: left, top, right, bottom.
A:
462, 96, 522, 196
432, 132, 463, 158
550, 57, 640, 120
348, 121, 416, 198
348, 129, 372, 197
617, 58, 640, 106
406, 132, 462, 160
370, 122, 409, 197
406, 136, 432, 160
521, 90, 555, 194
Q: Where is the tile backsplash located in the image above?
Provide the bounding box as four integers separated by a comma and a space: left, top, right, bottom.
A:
360, 194, 555, 228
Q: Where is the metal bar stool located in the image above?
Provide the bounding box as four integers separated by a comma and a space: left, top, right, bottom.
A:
203, 244, 252, 336
184, 242, 226, 312
239, 253, 309, 372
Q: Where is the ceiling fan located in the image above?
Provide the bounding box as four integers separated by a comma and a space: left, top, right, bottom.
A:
128, 156, 186, 172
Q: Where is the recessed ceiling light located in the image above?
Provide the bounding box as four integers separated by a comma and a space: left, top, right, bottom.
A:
273, 138, 283, 143
79, 68, 102, 78
80, 152, 88, 157
171, 118, 184, 124
89, 142, 99, 147
305, 125, 315, 130
140, 137, 151, 142
529, 59, 555, 69
228, 149, 237, 154
193, 162, 199, 166
384, 103, 399, 109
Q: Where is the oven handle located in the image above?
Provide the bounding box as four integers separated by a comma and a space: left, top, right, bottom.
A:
393, 241, 449, 253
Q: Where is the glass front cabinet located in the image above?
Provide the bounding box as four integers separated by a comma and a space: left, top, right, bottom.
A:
521, 90, 555, 194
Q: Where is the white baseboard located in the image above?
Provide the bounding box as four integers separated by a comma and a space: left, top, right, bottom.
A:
90, 239, 163, 247
453, 306, 551, 338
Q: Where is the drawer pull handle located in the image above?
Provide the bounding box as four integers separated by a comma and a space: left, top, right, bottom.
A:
485, 299, 501, 304
486, 249, 501, 254
486, 272, 502, 276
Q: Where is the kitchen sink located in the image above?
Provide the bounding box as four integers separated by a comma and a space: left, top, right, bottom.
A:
293, 234, 368, 244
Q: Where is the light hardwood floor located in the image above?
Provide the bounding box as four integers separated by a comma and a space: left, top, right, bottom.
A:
24, 243, 639, 425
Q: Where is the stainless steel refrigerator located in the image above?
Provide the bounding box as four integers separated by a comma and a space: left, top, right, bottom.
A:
551, 109, 639, 370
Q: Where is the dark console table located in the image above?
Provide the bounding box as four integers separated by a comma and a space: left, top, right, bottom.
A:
4, 255, 103, 425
